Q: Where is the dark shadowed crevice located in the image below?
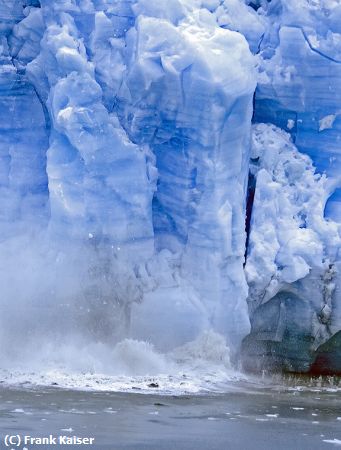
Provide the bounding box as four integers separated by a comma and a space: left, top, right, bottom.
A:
23, 1, 41, 6
247, 2, 261, 11
244, 170, 256, 265
31, 84, 51, 132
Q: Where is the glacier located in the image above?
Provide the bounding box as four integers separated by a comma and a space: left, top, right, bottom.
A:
242, 0, 341, 374
0, 0, 340, 376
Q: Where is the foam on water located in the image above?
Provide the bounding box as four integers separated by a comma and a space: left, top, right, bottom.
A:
0, 331, 248, 394
1, 326, 340, 395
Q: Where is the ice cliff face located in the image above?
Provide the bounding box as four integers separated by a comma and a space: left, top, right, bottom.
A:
242, 0, 341, 374
0, 0, 255, 361
243, 124, 340, 373
0, 0, 340, 374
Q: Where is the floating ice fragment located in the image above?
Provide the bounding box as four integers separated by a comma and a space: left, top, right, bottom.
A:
323, 439, 341, 446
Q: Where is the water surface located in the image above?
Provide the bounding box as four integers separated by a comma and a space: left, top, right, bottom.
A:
0, 380, 340, 449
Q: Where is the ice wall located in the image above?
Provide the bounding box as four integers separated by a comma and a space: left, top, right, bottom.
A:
241, 0, 341, 373
243, 124, 340, 372
0, 0, 340, 375
0, 1, 49, 240
254, 0, 341, 222
116, 6, 255, 347
21, 1, 156, 255
0, 0, 256, 362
